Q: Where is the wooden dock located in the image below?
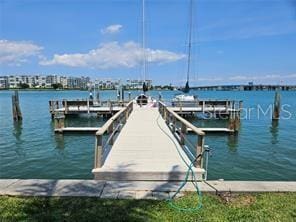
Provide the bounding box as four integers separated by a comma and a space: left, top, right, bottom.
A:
49, 99, 128, 118
92, 105, 205, 181
48, 97, 243, 181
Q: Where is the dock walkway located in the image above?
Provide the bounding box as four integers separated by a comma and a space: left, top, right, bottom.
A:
92, 107, 205, 181
1, 179, 295, 199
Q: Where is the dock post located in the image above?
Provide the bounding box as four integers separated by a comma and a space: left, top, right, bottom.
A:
234, 101, 243, 131
180, 123, 187, 145
87, 99, 90, 114
172, 116, 176, 132
228, 101, 240, 132
158, 92, 162, 101
109, 100, 113, 113
49, 100, 54, 119
202, 101, 205, 113
12, 91, 22, 122
97, 91, 100, 103
128, 92, 131, 101
234, 112, 240, 131
94, 134, 103, 168
163, 108, 167, 123
54, 112, 65, 133
108, 123, 114, 145
228, 101, 235, 132
195, 135, 205, 168
125, 106, 130, 122
272, 91, 281, 120
63, 100, 68, 115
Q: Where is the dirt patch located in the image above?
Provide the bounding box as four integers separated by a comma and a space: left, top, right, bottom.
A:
218, 192, 256, 207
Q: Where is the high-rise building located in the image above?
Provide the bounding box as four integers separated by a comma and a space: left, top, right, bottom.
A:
0, 76, 8, 88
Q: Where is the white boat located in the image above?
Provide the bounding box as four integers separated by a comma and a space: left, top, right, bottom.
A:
172, 94, 198, 107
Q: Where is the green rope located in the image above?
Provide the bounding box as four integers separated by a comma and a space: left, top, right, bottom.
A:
156, 113, 203, 212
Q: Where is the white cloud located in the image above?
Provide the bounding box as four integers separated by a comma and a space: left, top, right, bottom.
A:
0, 40, 43, 66
101, 24, 123, 34
40, 41, 186, 69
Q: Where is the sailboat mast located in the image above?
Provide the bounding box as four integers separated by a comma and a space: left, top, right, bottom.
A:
186, 0, 193, 83
142, 0, 146, 82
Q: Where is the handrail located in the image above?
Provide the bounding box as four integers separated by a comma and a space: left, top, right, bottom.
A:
167, 107, 205, 136
96, 101, 133, 136
159, 101, 205, 136
158, 101, 205, 168
94, 101, 133, 168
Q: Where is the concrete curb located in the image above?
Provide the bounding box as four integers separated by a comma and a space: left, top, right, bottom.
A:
0, 179, 295, 199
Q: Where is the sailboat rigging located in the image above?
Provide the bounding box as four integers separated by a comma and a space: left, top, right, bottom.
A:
172, 0, 197, 106
181, 0, 193, 93
136, 0, 156, 106
142, 0, 148, 94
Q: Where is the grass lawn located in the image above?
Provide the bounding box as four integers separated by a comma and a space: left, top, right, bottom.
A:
0, 193, 295, 221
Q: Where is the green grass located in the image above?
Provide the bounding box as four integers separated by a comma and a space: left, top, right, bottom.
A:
0, 193, 295, 221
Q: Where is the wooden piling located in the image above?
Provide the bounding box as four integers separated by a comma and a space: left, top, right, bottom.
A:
63, 100, 68, 114
87, 99, 90, 114
196, 135, 205, 168
108, 122, 114, 145
12, 91, 22, 121
54, 112, 65, 132
180, 123, 187, 145
227, 101, 241, 132
272, 91, 281, 120
94, 134, 103, 168
228, 101, 239, 132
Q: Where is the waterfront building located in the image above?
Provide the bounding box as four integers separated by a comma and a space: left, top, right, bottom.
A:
0, 75, 91, 89
0, 76, 8, 88
125, 79, 152, 89
94, 78, 121, 90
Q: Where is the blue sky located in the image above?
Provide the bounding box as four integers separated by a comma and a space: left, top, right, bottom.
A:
0, 0, 296, 85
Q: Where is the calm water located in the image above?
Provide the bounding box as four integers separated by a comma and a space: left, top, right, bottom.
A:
0, 90, 295, 180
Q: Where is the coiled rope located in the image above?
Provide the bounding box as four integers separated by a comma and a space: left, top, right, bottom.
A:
156, 114, 205, 212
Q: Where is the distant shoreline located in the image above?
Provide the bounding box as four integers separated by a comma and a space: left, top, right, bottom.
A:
1, 84, 296, 92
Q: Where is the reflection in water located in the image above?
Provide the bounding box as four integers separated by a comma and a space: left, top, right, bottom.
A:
13, 121, 26, 157
13, 121, 23, 141
227, 134, 239, 152
55, 134, 65, 149
270, 120, 279, 145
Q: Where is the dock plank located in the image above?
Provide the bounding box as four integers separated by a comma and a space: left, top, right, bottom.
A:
54, 127, 100, 133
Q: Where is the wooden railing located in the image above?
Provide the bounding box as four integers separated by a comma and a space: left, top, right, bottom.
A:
171, 99, 243, 113
49, 99, 131, 115
94, 101, 134, 168
158, 101, 206, 168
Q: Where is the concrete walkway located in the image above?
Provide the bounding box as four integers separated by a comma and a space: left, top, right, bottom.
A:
1, 180, 295, 199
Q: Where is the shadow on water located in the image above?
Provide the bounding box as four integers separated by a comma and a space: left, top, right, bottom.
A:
13, 121, 23, 141
13, 121, 26, 157
54, 134, 65, 149
270, 120, 279, 145
227, 134, 239, 152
